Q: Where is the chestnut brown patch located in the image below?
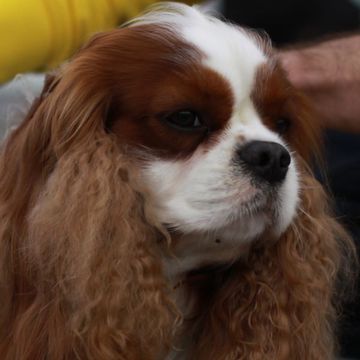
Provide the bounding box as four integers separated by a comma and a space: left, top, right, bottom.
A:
252, 63, 321, 161
79, 24, 234, 159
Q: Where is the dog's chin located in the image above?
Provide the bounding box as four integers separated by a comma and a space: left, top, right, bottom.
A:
160, 185, 298, 279
163, 206, 282, 279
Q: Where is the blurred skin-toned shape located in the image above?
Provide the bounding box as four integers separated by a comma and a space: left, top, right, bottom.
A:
280, 34, 360, 133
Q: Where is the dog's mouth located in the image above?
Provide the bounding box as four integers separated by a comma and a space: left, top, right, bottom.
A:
221, 190, 275, 225
239, 192, 270, 216
163, 190, 276, 240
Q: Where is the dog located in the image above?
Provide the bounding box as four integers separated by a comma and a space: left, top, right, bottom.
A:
0, 3, 354, 359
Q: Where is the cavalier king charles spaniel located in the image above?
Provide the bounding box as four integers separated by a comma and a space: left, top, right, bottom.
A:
0, 3, 355, 360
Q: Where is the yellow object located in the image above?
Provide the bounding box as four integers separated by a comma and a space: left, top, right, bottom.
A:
0, 0, 196, 83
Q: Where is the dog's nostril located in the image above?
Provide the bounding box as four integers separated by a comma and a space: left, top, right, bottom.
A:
237, 141, 291, 184
280, 151, 291, 169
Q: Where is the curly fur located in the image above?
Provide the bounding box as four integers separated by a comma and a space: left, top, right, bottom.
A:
0, 20, 356, 360
0, 63, 178, 359
188, 166, 355, 360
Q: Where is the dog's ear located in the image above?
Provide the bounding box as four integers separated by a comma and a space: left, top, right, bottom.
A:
191, 167, 355, 360
0, 31, 177, 359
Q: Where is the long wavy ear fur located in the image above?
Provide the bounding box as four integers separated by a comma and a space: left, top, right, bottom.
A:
0, 43, 177, 359
191, 162, 356, 360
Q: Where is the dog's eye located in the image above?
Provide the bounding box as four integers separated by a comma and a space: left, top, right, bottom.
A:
275, 117, 291, 135
165, 110, 202, 130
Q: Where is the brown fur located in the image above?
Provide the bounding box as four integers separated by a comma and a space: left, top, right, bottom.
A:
252, 63, 322, 161
0, 25, 356, 360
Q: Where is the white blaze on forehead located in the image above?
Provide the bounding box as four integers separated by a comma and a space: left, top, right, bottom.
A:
130, 3, 267, 107
180, 18, 267, 107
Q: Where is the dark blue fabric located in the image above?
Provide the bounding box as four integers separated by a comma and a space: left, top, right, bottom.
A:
320, 131, 360, 358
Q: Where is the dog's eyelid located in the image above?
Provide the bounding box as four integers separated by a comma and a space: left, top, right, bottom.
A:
159, 109, 209, 132
275, 117, 292, 135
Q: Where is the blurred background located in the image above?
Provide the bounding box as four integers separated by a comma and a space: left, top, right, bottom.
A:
0, 0, 359, 358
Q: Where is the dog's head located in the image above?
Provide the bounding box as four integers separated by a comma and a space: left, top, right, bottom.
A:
35, 3, 321, 275
117, 5, 319, 274
0, 3, 353, 360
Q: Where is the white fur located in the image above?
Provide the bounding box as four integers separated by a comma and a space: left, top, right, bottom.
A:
134, 3, 300, 281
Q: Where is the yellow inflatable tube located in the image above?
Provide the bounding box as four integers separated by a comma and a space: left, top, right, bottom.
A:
0, 0, 195, 83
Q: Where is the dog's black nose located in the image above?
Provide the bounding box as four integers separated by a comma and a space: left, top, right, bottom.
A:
237, 141, 291, 184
